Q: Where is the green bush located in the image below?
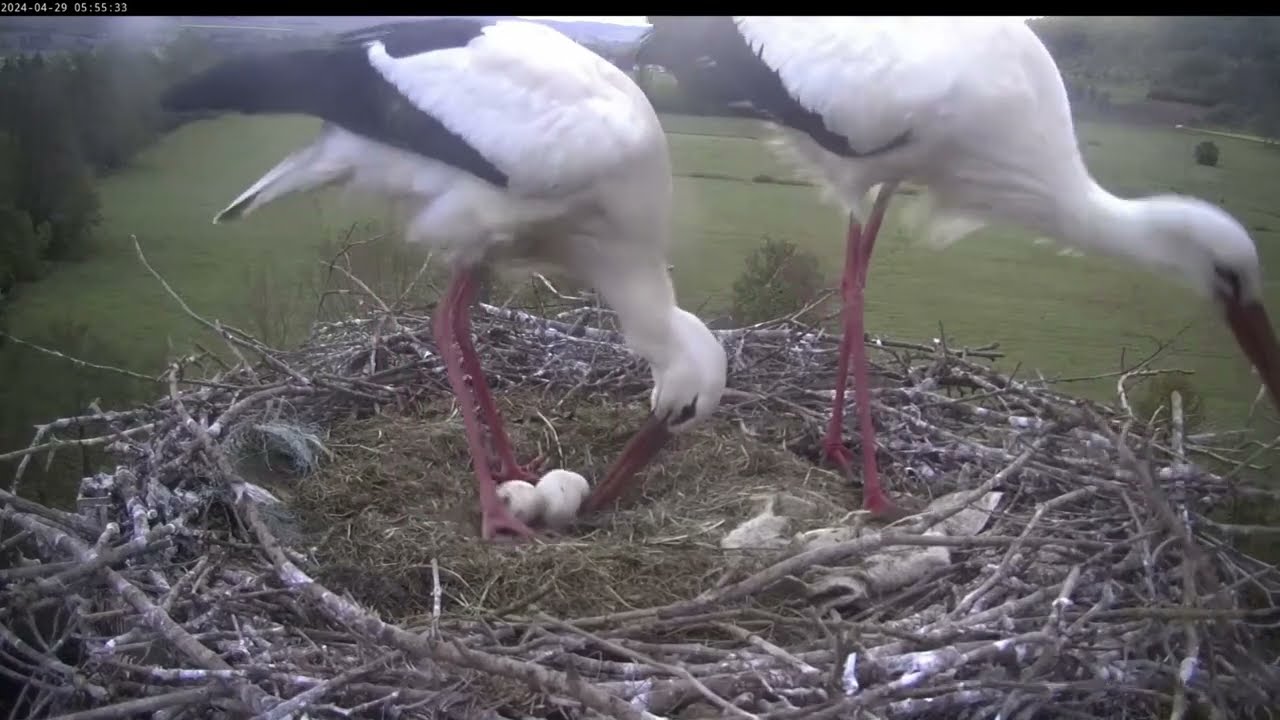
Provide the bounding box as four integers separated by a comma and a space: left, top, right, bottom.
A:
729, 237, 829, 326
1194, 140, 1220, 167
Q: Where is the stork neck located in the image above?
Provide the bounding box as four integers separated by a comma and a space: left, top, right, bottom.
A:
1063, 180, 1171, 272
595, 261, 681, 371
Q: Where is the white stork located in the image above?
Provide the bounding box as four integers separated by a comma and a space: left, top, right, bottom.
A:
161, 17, 728, 540
636, 17, 1280, 518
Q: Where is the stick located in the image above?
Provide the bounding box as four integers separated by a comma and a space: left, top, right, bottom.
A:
45, 688, 225, 720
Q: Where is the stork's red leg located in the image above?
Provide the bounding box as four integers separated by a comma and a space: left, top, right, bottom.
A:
435, 270, 536, 541
451, 289, 547, 483
822, 222, 863, 474
822, 184, 900, 517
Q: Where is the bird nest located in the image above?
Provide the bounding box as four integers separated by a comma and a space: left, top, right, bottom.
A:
2, 248, 1280, 719
288, 398, 855, 622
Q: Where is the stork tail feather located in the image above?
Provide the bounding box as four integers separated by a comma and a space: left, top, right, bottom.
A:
898, 190, 990, 250
214, 133, 351, 224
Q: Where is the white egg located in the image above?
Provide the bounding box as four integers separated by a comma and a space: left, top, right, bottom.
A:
535, 469, 590, 531
496, 480, 545, 526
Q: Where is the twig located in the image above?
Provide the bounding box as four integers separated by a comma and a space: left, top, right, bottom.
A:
45, 687, 226, 720
536, 612, 758, 719
254, 651, 402, 720
0, 333, 161, 384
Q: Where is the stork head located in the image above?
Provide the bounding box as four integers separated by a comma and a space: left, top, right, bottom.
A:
1147, 195, 1280, 413
648, 307, 728, 429
583, 307, 727, 513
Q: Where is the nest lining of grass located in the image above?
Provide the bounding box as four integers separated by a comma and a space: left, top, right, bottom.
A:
287, 394, 853, 622
3, 247, 1280, 719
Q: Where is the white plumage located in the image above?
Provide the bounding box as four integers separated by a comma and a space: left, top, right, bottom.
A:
163, 17, 728, 541
639, 16, 1280, 517
364, 22, 655, 199
727, 17, 1092, 246
213, 20, 666, 265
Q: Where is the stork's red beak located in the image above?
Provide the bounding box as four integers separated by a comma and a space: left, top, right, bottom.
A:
1226, 300, 1280, 412
582, 412, 672, 513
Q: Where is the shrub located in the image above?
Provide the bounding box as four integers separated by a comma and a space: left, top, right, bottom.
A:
1194, 140, 1220, 167
729, 236, 828, 326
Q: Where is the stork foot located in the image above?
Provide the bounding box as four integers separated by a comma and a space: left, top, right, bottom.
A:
492, 452, 551, 484
824, 440, 914, 522
481, 506, 539, 542
822, 440, 857, 473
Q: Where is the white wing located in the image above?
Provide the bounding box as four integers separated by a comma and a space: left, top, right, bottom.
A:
733, 17, 1092, 248
367, 21, 659, 197
732, 17, 1026, 154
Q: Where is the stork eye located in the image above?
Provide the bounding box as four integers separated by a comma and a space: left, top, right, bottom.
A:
1213, 264, 1241, 302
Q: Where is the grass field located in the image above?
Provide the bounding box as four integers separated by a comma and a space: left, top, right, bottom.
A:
6, 111, 1280, 462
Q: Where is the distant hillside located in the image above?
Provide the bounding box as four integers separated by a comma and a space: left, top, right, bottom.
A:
469, 16, 647, 45
0, 15, 647, 58
4, 16, 1275, 136
1028, 16, 1280, 135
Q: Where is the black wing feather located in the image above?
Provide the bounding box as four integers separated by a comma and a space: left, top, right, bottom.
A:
640, 17, 910, 159
160, 17, 509, 187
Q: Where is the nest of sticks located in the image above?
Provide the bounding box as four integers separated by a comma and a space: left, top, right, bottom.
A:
3, 243, 1280, 720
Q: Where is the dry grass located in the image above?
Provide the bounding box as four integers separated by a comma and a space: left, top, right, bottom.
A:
288, 390, 853, 621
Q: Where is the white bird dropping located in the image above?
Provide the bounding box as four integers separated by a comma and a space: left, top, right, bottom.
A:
535, 469, 590, 531
496, 480, 545, 526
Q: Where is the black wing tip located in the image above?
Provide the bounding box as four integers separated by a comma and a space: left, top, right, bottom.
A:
159, 48, 371, 119
159, 54, 268, 114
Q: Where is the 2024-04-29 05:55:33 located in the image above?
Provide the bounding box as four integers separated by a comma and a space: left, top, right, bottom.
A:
0, 2, 128, 13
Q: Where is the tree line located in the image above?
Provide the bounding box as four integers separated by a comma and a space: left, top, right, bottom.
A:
0, 31, 233, 508
0, 31, 224, 303
1029, 16, 1280, 135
